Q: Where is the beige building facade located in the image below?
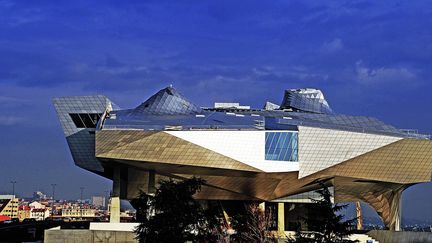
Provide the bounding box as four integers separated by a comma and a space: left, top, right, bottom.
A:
62, 208, 96, 218
0, 195, 19, 219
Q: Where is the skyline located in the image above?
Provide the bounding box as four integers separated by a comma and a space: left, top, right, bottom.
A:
0, 0, 432, 222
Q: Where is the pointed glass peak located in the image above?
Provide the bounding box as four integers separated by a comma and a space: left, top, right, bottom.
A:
132, 86, 202, 115
280, 88, 333, 114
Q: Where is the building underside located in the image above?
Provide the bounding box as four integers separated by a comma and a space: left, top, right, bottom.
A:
53, 87, 432, 231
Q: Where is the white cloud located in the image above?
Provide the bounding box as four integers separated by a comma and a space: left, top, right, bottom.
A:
0, 95, 29, 108
253, 66, 329, 82
96, 65, 148, 75
0, 116, 23, 126
0, 0, 14, 8
354, 60, 417, 85
322, 38, 343, 53
0, 96, 20, 102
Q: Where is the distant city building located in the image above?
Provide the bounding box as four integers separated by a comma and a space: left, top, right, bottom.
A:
30, 208, 50, 221
17, 205, 31, 221
0, 215, 11, 222
120, 210, 135, 221
62, 208, 96, 218
32, 191, 47, 201
29, 201, 45, 209
26, 200, 50, 220
0, 195, 19, 218
91, 196, 105, 208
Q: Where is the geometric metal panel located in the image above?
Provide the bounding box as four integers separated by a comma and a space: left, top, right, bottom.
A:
132, 86, 201, 115
320, 139, 432, 184
53, 95, 118, 172
166, 130, 300, 173
298, 126, 402, 178
197, 184, 259, 201
66, 130, 102, 172
96, 130, 261, 172
173, 173, 281, 200
280, 88, 333, 114
333, 176, 406, 231
53, 95, 115, 137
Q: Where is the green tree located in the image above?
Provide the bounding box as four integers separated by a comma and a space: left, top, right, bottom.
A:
289, 183, 358, 243
132, 177, 224, 243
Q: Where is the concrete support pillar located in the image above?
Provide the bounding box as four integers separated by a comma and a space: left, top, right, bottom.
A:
126, 169, 157, 199
259, 202, 265, 211
356, 201, 363, 230
110, 167, 121, 223
112, 167, 121, 197
109, 197, 121, 223
389, 189, 403, 231
220, 202, 230, 226
363, 186, 404, 231
277, 203, 285, 236
148, 170, 156, 194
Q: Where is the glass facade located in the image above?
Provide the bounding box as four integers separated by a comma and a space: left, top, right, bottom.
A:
101, 86, 419, 138
265, 132, 298, 161
69, 113, 102, 128
132, 87, 202, 115
281, 88, 333, 114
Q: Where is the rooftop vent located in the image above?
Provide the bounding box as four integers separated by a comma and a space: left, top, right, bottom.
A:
214, 102, 250, 110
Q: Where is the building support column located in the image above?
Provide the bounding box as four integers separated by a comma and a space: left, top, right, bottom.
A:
109, 197, 120, 223
126, 169, 156, 199
220, 202, 230, 227
357, 186, 404, 231
334, 178, 408, 232
110, 167, 121, 223
277, 203, 285, 237
356, 201, 363, 230
148, 170, 156, 194
259, 202, 265, 211
389, 189, 403, 231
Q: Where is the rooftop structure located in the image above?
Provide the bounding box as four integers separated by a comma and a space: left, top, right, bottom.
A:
213, 102, 251, 110
53, 86, 432, 231
280, 88, 333, 114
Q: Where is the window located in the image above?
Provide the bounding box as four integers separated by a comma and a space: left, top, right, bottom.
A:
69, 113, 102, 128
265, 132, 298, 161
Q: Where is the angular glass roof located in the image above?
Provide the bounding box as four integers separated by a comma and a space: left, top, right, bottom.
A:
281, 88, 333, 114
132, 87, 202, 115
101, 86, 428, 139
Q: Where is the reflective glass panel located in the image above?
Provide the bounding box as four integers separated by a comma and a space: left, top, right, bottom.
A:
265, 132, 298, 161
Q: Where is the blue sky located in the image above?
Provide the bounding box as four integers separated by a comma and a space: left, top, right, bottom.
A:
0, 0, 431, 222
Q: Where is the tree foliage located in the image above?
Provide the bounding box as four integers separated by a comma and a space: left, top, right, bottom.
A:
133, 178, 358, 243
132, 177, 223, 243
289, 183, 358, 243
230, 202, 278, 243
